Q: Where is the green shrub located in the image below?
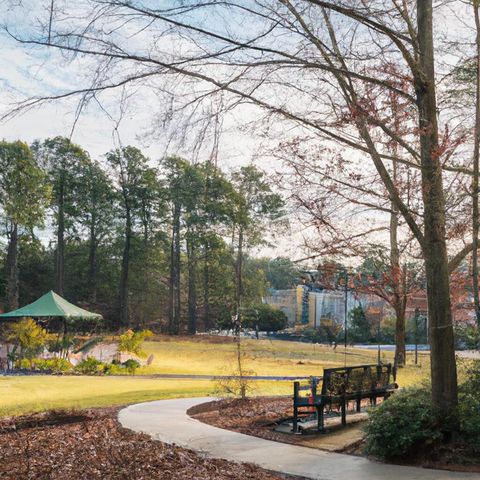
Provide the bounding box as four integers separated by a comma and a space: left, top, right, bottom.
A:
122, 359, 141, 375
7, 318, 52, 366
36, 358, 72, 374
459, 361, 480, 444
74, 357, 105, 375
104, 363, 125, 375
14, 358, 32, 370
118, 329, 153, 358
455, 325, 480, 350
303, 325, 342, 344
242, 304, 288, 332
458, 394, 480, 445
364, 387, 442, 460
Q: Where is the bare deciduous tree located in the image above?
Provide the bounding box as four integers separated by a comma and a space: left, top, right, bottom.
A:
7, 0, 480, 425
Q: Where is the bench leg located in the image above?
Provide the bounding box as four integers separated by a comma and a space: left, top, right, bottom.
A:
356, 397, 361, 412
341, 398, 346, 426
293, 404, 298, 433
317, 406, 325, 432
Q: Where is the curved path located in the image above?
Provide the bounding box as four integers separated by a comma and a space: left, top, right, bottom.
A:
119, 398, 477, 480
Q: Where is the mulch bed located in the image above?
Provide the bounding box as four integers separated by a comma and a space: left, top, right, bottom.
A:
0, 408, 292, 480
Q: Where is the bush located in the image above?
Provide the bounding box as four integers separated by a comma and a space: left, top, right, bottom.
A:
36, 358, 72, 374
242, 304, 288, 332
122, 359, 141, 375
303, 325, 343, 344
364, 387, 442, 460
13, 357, 72, 374
104, 363, 125, 375
458, 360, 480, 444
118, 329, 153, 358
7, 318, 52, 366
74, 357, 105, 375
454, 325, 479, 350
14, 358, 32, 370
348, 305, 372, 342
365, 372, 480, 461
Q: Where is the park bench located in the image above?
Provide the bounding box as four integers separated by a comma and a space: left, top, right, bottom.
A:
292, 364, 397, 433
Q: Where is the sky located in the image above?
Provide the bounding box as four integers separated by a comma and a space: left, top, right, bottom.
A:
0, 1, 262, 163
0, 3, 303, 259
2, 1, 468, 263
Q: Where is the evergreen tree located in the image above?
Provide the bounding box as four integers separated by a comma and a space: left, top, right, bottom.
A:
0, 141, 50, 310
32, 137, 88, 296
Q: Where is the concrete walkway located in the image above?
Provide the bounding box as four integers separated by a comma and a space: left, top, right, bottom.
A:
118, 398, 478, 480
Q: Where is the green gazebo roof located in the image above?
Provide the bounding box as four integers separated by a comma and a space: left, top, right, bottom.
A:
0, 290, 102, 319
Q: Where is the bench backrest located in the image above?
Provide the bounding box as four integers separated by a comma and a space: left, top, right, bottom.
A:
321, 364, 392, 396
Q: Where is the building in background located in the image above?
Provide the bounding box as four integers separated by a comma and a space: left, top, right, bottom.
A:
263, 283, 475, 332
262, 289, 297, 325
264, 286, 356, 329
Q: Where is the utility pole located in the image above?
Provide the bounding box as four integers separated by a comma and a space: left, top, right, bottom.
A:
414, 307, 420, 365
377, 318, 381, 365
344, 275, 348, 350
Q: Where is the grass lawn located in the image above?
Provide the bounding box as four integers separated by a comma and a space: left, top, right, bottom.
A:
0, 375, 293, 417
139, 336, 430, 386
0, 336, 430, 417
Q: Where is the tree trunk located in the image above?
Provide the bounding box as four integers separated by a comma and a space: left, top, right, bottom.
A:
234, 228, 246, 398
203, 242, 211, 331
168, 228, 175, 334
416, 0, 458, 420
186, 231, 197, 335
393, 301, 406, 368
174, 206, 181, 333
168, 203, 181, 334
55, 176, 65, 296
88, 215, 97, 303
390, 163, 406, 367
118, 207, 131, 327
235, 228, 244, 316
142, 205, 149, 245
5, 222, 19, 310
202, 166, 212, 332
472, 2, 480, 326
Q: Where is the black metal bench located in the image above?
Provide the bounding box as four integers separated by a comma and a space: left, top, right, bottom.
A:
292, 364, 397, 433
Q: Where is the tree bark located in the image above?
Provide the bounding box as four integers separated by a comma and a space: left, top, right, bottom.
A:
390, 220, 406, 367
168, 227, 175, 334
55, 174, 65, 296
390, 161, 406, 367
235, 228, 244, 316
88, 214, 97, 303
5, 222, 19, 310
416, 0, 458, 420
168, 203, 181, 334
472, 1, 480, 326
203, 242, 211, 331
174, 205, 181, 333
203, 168, 212, 332
393, 300, 407, 367
186, 231, 197, 334
118, 207, 131, 327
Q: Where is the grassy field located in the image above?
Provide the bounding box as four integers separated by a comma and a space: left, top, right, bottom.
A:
139, 336, 430, 386
0, 336, 430, 417
0, 376, 292, 417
